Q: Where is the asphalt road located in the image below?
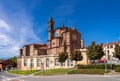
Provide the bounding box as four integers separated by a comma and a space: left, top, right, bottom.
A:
0, 71, 120, 81
0, 71, 23, 81
21, 74, 120, 81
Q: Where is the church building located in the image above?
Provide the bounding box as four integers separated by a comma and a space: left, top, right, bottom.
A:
17, 17, 88, 70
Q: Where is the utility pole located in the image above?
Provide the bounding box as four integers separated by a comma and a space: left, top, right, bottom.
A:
105, 53, 107, 73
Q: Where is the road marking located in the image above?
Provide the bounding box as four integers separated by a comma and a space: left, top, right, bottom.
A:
103, 75, 120, 81
0, 75, 24, 81
111, 78, 120, 81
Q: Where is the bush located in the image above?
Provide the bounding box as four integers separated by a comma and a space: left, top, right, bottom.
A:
114, 66, 120, 72
113, 65, 120, 69
76, 64, 104, 69
115, 67, 120, 72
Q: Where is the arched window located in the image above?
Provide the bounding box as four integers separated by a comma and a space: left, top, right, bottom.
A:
68, 58, 73, 66
24, 59, 27, 66
37, 59, 40, 67
63, 62, 65, 66
46, 58, 50, 67
31, 59, 34, 67
55, 58, 59, 66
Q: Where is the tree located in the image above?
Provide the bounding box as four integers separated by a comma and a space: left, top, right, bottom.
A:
71, 51, 83, 66
87, 42, 105, 63
114, 45, 120, 60
9, 56, 17, 68
58, 52, 68, 68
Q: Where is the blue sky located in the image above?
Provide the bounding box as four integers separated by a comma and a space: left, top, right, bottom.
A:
0, 0, 120, 59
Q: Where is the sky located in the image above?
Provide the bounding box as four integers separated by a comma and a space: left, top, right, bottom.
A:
0, 0, 120, 59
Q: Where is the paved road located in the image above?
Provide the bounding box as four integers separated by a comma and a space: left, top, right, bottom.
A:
21, 74, 120, 81
0, 71, 24, 81
0, 71, 120, 81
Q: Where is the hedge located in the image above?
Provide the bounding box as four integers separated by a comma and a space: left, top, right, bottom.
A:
76, 64, 120, 70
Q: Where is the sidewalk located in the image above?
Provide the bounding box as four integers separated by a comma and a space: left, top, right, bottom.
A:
105, 70, 120, 75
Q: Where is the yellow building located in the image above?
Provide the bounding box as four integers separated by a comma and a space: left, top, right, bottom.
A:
102, 41, 120, 64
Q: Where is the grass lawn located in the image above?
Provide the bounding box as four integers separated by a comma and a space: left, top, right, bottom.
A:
68, 69, 105, 75
34, 69, 106, 76
8, 70, 39, 75
34, 69, 71, 76
8, 69, 106, 76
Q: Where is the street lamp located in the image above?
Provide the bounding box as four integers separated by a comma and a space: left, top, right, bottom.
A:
41, 59, 45, 75
110, 54, 112, 71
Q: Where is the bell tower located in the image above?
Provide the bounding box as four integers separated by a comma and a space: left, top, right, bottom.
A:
48, 17, 54, 41
48, 17, 54, 54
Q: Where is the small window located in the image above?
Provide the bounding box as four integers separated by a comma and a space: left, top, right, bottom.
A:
24, 59, 27, 66
107, 46, 109, 49
110, 45, 113, 48
107, 50, 109, 54
31, 59, 34, 67
46, 58, 50, 67
117, 45, 119, 47
37, 59, 40, 67
53, 42, 55, 45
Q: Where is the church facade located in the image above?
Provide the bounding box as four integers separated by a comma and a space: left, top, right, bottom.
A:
17, 17, 88, 70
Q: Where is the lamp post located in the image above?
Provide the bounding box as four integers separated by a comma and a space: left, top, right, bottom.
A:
41, 59, 45, 75
110, 54, 112, 71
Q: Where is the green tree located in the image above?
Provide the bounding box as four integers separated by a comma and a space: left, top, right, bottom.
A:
58, 52, 68, 68
9, 56, 17, 68
114, 45, 120, 60
71, 51, 83, 66
87, 42, 105, 63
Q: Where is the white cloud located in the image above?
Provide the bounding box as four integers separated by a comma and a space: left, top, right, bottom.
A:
0, 1, 41, 59
0, 19, 10, 31
0, 34, 10, 45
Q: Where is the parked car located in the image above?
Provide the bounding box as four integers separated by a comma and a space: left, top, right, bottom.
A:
97, 60, 107, 63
